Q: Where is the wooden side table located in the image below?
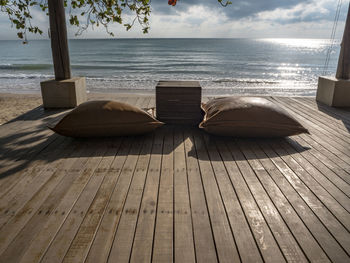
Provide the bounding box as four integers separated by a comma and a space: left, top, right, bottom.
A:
156, 80, 202, 124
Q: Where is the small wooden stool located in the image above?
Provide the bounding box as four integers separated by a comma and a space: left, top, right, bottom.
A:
156, 80, 202, 125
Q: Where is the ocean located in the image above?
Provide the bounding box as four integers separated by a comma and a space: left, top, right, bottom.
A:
0, 38, 341, 96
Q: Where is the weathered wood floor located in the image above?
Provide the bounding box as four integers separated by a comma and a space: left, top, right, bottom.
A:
0, 95, 350, 263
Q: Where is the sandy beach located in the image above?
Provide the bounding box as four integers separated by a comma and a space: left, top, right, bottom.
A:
0, 93, 42, 125
0, 92, 151, 125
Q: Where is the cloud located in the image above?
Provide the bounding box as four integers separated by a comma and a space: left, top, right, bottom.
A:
0, 0, 347, 39
151, 0, 344, 23
255, 0, 341, 24
152, 0, 310, 19
145, 0, 346, 38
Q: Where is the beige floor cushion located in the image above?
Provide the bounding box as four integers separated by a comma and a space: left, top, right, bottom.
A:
200, 96, 309, 137
50, 100, 164, 137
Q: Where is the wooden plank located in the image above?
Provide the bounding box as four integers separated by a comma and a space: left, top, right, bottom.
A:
38, 138, 132, 263
0, 130, 59, 176
284, 138, 350, 193
293, 97, 350, 130
273, 97, 350, 155
152, 127, 174, 262
0, 111, 67, 166
285, 97, 350, 142
274, 99, 350, 153
250, 140, 349, 262
292, 98, 350, 130
183, 129, 218, 263
280, 139, 350, 201
192, 131, 240, 263
0, 109, 65, 186
214, 139, 286, 262
0, 138, 80, 230
202, 136, 263, 262
62, 137, 144, 263
273, 97, 350, 144
0, 124, 52, 157
238, 140, 330, 262
0, 107, 63, 141
172, 127, 196, 263
88, 135, 153, 263
0, 107, 66, 146
271, 97, 350, 165
289, 134, 350, 185
0, 117, 63, 169
259, 141, 350, 255
231, 139, 307, 262
0, 135, 68, 198
2, 94, 350, 263
0, 106, 42, 135
0, 140, 106, 262
302, 98, 350, 123
127, 130, 164, 263
296, 133, 350, 171
268, 140, 350, 229
0, 134, 59, 191
18, 139, 122, 263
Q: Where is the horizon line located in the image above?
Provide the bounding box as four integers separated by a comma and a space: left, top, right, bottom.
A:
0, 37, 340, 41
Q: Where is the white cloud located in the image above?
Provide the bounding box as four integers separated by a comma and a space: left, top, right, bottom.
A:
256, 0, 337, 23
0, 0, 347, 40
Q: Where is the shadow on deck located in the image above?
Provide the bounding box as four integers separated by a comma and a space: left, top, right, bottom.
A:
316, 101, 350, 133
0, 114, 308, 179
0, 96, 349, 263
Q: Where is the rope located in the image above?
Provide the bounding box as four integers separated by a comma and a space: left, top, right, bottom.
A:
323, 0, 343, 75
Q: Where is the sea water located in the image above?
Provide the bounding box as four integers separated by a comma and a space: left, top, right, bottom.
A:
0, 38, 341, 96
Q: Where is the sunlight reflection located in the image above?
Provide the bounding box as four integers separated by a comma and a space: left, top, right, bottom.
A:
259, 38, 333, 49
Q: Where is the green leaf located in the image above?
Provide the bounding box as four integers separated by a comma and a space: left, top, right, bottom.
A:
2, 0, 230, 41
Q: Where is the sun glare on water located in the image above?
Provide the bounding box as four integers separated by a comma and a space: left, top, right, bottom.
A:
259, 38, 331, 49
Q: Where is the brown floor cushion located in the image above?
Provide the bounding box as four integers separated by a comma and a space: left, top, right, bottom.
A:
50, 100, 164, 137
200, 96, 309, 137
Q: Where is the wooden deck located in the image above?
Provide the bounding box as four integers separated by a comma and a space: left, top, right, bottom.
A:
0, 95, 350, 262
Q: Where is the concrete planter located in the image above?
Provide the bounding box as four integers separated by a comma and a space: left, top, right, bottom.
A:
40, 77, 87, 108
316, 76, 350, 107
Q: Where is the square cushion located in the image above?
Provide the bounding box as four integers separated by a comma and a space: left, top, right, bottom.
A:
200, 96, 309, 137
50, 100, 164, 137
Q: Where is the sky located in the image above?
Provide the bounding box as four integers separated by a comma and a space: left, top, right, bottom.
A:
0, 0, 348, 40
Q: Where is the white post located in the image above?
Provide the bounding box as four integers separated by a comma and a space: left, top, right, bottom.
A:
336, 4, 350, 79
316, 3, 350, 107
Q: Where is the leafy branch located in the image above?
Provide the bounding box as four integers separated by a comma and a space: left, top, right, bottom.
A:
0, 0, 231, 42
0, 0, 44, 42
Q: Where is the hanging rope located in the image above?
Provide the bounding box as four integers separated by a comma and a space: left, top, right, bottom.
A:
323, 0, 343, 75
